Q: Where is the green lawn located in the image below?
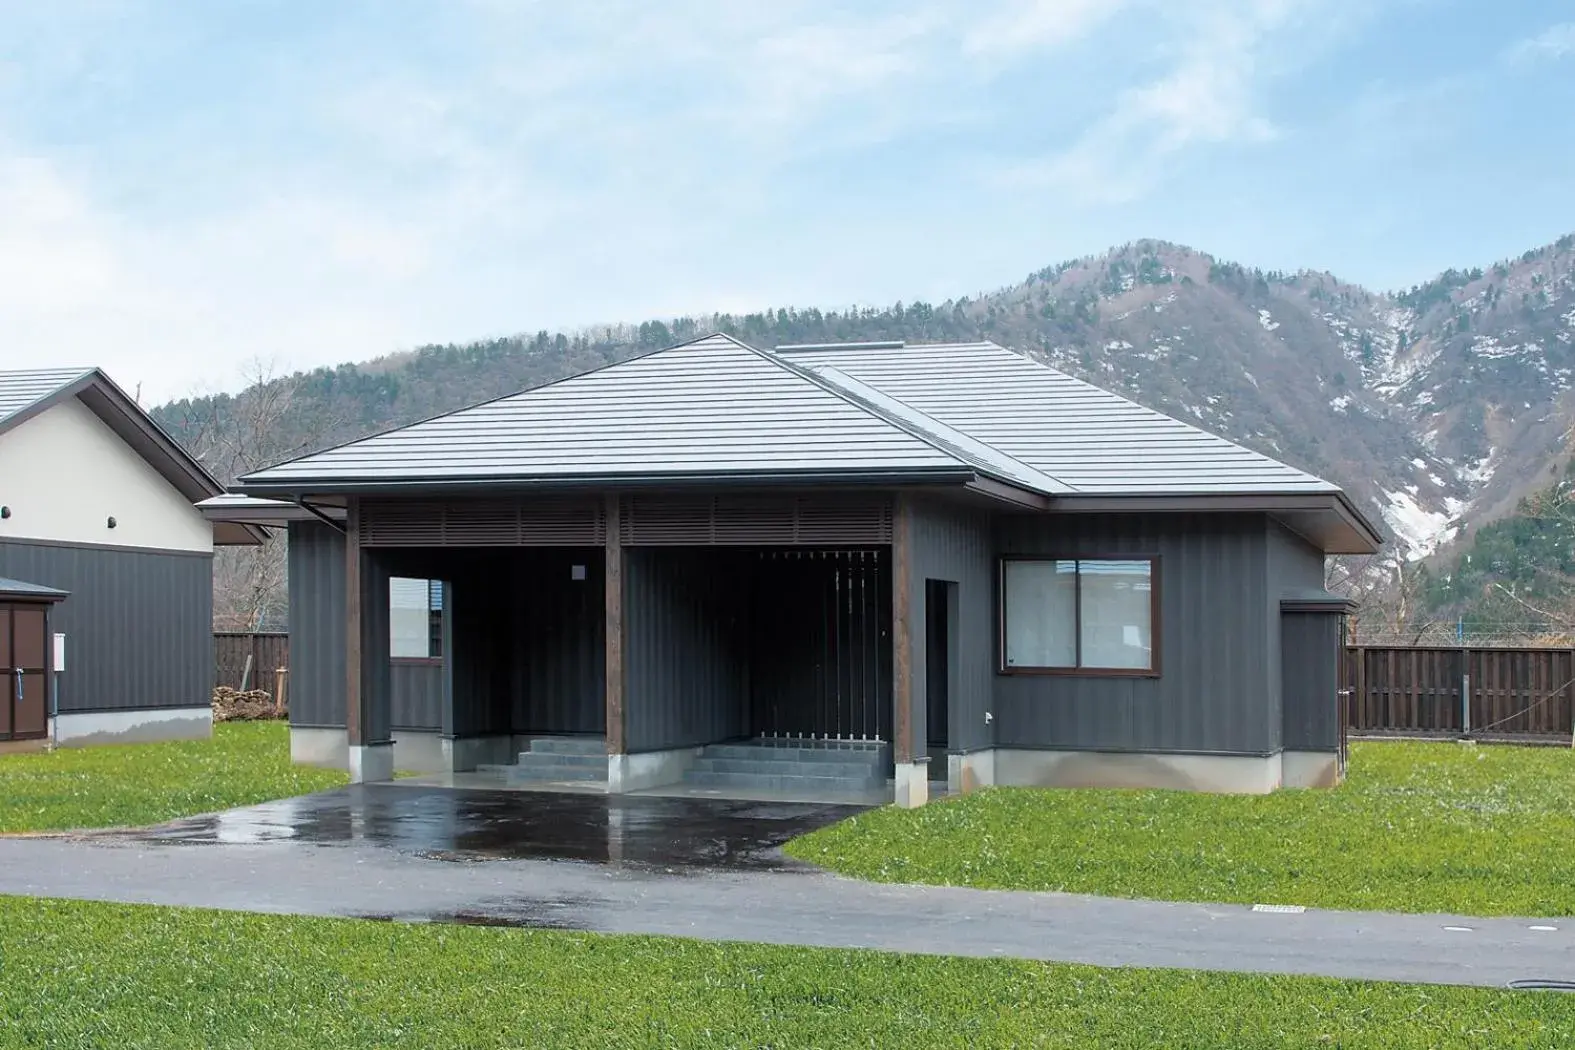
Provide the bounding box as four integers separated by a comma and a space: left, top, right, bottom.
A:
0, 896, 1567, 1049
0, 722, 345, 833
786, 740, 1575, 916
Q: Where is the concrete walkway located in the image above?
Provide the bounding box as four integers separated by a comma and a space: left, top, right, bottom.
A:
1, 835, 1572, 988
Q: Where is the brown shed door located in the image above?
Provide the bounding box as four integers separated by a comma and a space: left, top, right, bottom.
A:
0, 606, 49, 740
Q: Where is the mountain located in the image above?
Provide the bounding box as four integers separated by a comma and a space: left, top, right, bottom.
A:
156, 233, 1575, 580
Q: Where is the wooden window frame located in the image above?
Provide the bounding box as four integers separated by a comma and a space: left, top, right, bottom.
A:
997, 554, 1162, 678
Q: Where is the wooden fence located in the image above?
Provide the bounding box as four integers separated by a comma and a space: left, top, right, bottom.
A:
214, 632, 289, 693
1344, 646, 1575, 741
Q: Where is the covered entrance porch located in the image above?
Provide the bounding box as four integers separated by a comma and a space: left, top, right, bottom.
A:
343, 492, 932, 805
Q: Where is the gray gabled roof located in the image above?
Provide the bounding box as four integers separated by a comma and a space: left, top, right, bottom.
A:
240, 334, 970, 488
779, 341, 1335, 496
0, 367, 95, 424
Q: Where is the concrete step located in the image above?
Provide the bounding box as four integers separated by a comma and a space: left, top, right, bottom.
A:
683, 770, 885, 793
689, 756, 884, 780
700, 743, 888, 765
515, 750, 605, 770
527, 737, 606, 757
509, 753, 607, 783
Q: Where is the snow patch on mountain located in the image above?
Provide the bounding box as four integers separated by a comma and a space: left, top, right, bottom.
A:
1381, 489, 1459, 560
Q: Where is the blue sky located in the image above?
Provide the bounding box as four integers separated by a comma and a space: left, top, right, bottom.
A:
0, 0, 1572, 402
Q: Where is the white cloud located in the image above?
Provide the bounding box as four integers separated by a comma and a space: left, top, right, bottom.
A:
988, 0, 1350, 202
1506, 22, 1575, 64
963, 0, 1125, 58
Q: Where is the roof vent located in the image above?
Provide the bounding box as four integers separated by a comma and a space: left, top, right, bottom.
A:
774, 340, 905, 353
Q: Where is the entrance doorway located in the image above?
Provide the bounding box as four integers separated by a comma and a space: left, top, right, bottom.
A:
0, 602, 51, 741
925, 579, 957, 770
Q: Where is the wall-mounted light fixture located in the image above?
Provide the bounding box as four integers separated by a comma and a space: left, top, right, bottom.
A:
0, 506, 9, 519
106, 516, 117, 529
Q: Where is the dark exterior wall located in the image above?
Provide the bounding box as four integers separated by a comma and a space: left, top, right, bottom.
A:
1281, 612, 1342, 750
0, 539, 212, 713
508, 548, 605, 737
287, 522, 446, 733
391, 663, 444, 730
1264, 520, 1328, 749
289, 537, 605, 738
625, 548, 747, 752
907, 498, 994, 755
992, 512, 1276, 755
286, 521, 347, 728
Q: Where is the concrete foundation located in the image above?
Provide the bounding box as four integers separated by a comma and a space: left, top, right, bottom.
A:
387, 730, 444, 774
992, 748, 1285, 794
947, 749, 997, 795
349, 743, 395, 784
607, 746, 702, 793
290, 727, 349, 768
52, 706, 212, 748
1282, 749, 1342, 789
893, 759, 930, 808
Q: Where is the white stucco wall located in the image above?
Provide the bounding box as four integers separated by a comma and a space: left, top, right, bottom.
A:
0, 398, 211, 553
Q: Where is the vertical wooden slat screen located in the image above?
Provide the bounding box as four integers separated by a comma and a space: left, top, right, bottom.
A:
1343, 645, 1575, 740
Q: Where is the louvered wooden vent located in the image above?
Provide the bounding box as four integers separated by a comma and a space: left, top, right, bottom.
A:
360, 498, 606, 547
621, 495, 893, 546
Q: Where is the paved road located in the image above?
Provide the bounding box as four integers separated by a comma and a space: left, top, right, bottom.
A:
0, 832, 1571, 989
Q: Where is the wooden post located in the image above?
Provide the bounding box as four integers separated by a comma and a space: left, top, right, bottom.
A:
1353, 646, 1366, 733
345, 496, 363, 746
604, 493, 625, 756
273, 666, 288, 718
892, 494, 912, 767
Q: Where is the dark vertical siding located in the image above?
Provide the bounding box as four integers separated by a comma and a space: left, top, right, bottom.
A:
625, 548, 747, 752
1281, 613, 1342, 750
446, 556, 511, 738
286, 521, 346, 728
0, 540, 212, 712
1265, 521, 1327, 750
993, 512, 1275, 755
510, 548, 606, 737
908, 499, 994, 754
357, 549, 394, 745
390, 663, 444, 730
287, 526, 456, 734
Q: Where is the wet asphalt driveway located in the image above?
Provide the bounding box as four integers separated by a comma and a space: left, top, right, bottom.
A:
99, 784, 863, 870
1, 784, 1573, 989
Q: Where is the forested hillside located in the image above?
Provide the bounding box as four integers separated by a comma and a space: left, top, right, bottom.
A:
157, 233, 1575, 630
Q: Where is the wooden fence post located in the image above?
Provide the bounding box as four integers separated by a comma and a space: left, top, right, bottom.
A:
1354, 646, 1366, 731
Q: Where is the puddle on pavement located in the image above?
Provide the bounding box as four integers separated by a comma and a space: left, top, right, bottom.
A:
111, 787, 863, 872
353, 896, 600, 931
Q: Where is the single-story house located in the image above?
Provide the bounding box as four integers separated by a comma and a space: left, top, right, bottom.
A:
0, 367, 260, 747
216, 335, 1378, 806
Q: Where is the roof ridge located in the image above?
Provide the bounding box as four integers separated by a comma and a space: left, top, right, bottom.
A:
736, 338, 1058, 491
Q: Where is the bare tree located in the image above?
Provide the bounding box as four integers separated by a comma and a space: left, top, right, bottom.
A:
172, 359, 338, 631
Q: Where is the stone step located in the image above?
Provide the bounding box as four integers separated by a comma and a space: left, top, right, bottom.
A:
508, 752, 607, 783
700, 743, 889, 765
509, 762, 605, 784
689, 756, 884, 780
527, 737, 606, 756
515, 750, 605, 770
683, 770, 885, 793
